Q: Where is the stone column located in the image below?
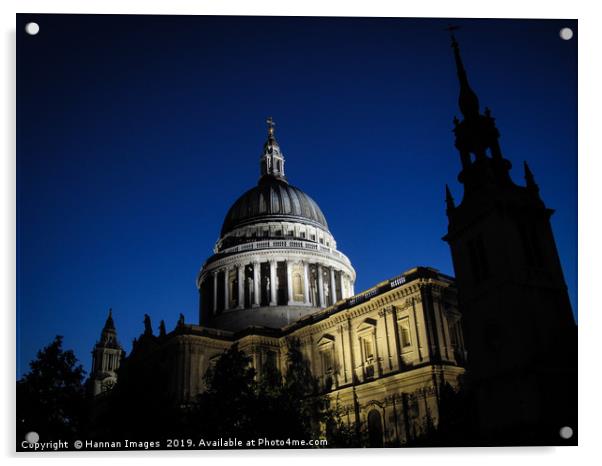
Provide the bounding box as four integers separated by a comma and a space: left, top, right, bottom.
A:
212, 270, 218, 314
390, 306, 403, 370
252, 261, 260, 307
223, 266, 230, 311
317, 264, 325, 307
237, 265, 245, 309
330, 268, 337, 304
286, 260, 294, 304
303, 261, 310, 305
269, 260, 277, 306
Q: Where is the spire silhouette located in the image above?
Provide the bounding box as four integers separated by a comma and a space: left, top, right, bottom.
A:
524, 161, 540, 196
451, 33, 480, 119
445, 184, 455, 213
448, 32, 510, 189
104, 308, 115, 330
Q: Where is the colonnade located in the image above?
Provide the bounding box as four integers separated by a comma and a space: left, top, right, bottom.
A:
207, 259, 354, 314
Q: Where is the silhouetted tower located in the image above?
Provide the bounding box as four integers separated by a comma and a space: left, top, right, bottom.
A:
89, 309, 124, 396
443, 34, 576, 444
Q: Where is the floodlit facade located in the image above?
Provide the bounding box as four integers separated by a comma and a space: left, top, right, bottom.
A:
89, 122, 467, 446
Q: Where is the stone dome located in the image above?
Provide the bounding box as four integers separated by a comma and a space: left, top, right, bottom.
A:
220, 176, 329, 237
197, 119, 356, 332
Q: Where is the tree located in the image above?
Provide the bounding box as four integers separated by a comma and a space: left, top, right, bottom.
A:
17, 336, 86, 442
280, 338, 328, 440
323, 396, 362, 447
91, 344, 180, 441
188, 339, 355, 447
191, 343, 259, 440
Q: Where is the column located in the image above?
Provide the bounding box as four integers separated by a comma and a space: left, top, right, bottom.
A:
317, 264, 325, 307
212, 271, 218, 314
269, 260, 277, 306
237, 265, 245, 309
303, 262, 310, 305
390, 306, 403, 370
330, 268, 337, 304
223, 267, 230, 311
286, 260, 294, 304
252, 261, 260, 307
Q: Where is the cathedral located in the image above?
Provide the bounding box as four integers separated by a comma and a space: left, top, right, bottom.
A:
88, 36, 576, 446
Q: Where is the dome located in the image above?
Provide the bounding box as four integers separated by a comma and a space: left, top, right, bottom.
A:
220, 176, 329, 237
197, 119, 356, 332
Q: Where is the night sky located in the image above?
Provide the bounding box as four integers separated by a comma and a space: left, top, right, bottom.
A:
16, 15, 577, 378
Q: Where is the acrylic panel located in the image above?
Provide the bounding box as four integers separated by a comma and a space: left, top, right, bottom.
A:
16, 14, 578, 451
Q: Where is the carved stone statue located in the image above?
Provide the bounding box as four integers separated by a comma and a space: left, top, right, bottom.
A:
143, 314, 152, 335
247, 277, 254, 301
177, 313, 185, 327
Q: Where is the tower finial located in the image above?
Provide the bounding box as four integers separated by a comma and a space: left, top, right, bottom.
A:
266, 116, 276, 138
259, 116, 287, 182
448, 28, 480, 119
445, 184, 456, 213
445, 24, 461, 45
104, 308, 115, 330
524, 161, 540, 196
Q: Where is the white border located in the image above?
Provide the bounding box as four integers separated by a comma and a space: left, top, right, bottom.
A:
3, 1, 600, 465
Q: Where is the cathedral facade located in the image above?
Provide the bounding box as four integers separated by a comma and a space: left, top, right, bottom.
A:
88, 35, 576, 446
90, 118, 467, 446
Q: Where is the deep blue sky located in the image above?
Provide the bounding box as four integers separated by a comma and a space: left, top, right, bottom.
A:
16, 15, 577, 378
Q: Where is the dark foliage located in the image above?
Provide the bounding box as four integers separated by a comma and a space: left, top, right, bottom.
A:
187, 339, 356, 447
84, 339, 357, 447
17, 336, 86, 442
91, 348, 179, 441
189, 343, 259, 439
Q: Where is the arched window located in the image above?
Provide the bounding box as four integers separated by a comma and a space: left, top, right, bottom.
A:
367, 409, 384, 447
293, 272, 304, 300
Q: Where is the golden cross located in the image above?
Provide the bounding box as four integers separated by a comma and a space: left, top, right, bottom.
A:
266, 116, 276, 136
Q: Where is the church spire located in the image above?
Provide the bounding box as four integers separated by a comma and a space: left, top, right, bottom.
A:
259, 116, 287, 183
448, 31, 510, 188
104, 308, 115, 331
99, 308, 118, 345
450, 32, 480, 119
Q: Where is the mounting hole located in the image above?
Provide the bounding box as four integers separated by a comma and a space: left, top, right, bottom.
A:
559, 27, 573, 41
25, 431, 39, 444
559, 426, 573, 439
25, 22, 40, 35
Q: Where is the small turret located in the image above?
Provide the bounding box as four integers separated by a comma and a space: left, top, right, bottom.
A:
89, 309, 124, 396
524, 161, 540, 197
